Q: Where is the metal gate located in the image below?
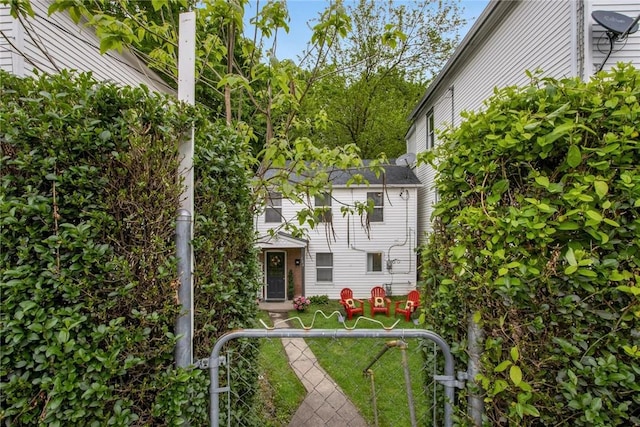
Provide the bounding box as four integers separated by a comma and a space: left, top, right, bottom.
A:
202, 328, 461, 427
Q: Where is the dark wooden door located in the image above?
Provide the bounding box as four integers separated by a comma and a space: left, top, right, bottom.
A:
266, 251, 286, 300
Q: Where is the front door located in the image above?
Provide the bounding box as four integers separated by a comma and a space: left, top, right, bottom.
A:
265, 251, 286, 300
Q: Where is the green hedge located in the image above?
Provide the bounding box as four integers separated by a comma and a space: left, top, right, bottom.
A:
420, 64, 639, 425
1, 70, 260, 425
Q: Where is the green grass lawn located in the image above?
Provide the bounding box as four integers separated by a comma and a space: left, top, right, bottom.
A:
258, 299, 436, 426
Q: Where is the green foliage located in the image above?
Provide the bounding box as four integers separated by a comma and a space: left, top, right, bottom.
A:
298, 0, 464, 158
287, 269, 295, 300
309, 295, 330, 306
191, 121, 262, 424
299, 67, 426, 158
1, 70, 260, 425
420, 64, 640, 426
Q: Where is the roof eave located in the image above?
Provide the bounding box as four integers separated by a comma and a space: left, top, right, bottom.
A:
408, 0, 514, 121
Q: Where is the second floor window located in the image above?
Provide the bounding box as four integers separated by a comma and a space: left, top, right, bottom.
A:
265, 192, 282, 223
367, 192, 384, 222
314, 192, 332, 223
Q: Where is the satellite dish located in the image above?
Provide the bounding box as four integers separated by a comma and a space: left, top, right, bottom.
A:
592, 11, 640, 72
395, 153, 416, 167
592, 10, 639, 37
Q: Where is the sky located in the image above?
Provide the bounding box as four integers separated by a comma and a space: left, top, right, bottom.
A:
245, 0, 490, 61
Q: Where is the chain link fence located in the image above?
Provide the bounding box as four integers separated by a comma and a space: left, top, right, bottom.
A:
205, 329, 458, 427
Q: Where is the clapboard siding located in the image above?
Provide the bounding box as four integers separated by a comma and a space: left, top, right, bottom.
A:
412, 1, 577, 246
454, 1, 574, 120
408, 0, 640, 248
409, 111, 433, 237
0, 7, 16, 72
0, 0, 173, 94
256, 185, 419, 299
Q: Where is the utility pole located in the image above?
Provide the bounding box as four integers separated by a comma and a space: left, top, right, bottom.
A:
175, 11, 196, 369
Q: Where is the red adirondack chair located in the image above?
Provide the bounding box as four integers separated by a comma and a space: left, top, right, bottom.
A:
394, 290, 421, 321
368, 286, 391, 317
339, 288, 364, 320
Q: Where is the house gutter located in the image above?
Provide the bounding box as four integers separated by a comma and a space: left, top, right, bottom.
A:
408, 0, 514, 122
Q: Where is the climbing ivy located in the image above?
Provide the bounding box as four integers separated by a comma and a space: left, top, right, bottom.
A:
419, 64, 640, 425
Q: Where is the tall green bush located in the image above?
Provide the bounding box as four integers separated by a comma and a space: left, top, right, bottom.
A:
192, 119, 262, 425
1, 70, 260, 425
420, 64, 639, 425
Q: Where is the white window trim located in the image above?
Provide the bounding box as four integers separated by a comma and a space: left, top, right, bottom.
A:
366, 252, 384, 273
316, 252, 333, 283
427, 109, 435, 150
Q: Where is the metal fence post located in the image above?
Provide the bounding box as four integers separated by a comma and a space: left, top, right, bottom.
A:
468, 315, 484, 425
175, 209, 193, 368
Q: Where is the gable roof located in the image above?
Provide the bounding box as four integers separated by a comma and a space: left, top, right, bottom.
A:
409, 0, 507, 121
265, 160, 422, 187
256, 232, 308, 249
1, 0, 175, 95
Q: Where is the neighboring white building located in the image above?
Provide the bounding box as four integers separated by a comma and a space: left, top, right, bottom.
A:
255, 162, 421, 301
0, 0, 173, 93
407, 0, 640, 246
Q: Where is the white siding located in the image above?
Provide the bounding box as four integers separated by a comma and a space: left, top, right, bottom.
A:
0, 6, 16, 72
451, 1, 574, 122
256, 185, 420, 299
411, 1, 592, 246
0, 0, 174, 94
411, 110, 435, 239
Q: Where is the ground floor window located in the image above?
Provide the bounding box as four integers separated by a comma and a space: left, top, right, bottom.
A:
367, 252, 383, 272
316, 253, 333, 282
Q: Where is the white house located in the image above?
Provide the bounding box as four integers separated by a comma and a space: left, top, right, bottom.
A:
255, 162, 421, 301
406, 0, 640, 247
0, 0, 173, 93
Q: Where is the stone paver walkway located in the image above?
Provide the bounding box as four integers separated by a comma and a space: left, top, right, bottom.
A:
267, 311, 368, 427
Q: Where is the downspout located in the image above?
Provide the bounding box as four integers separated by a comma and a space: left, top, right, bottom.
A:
450, 85, 455, 128
576, 0, 585, 80
570, 0, 578, 78
10, 14, 25, 76
583, 0, 594, 77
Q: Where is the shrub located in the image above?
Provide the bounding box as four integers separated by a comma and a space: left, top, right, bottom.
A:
287, 269, 295, 300
420, 64, 640, 425
0, 70, 260, 425
309, 295, 330, 305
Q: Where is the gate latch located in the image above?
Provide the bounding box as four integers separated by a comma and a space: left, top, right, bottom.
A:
195, 358, 209, 369
434, 374, 465, 389
195, 356, 227, 369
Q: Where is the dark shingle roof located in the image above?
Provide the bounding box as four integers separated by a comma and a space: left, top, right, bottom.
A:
264, 160, 421, 186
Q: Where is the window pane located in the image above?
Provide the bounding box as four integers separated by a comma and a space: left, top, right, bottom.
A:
367, 192, 384, 222
316, 253, 333, 266
314, 193, 331, 206
265, 207, 281, 223
317, 268, 333, 282
369, 208, 383, 222
427, 111, 435, 149
367, 253, 382, 272
315, 193, 332, 223
268, 192, 282, 206
367, 192, 383, 206
266, 192, 282, 223
316, 253, 333, 282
